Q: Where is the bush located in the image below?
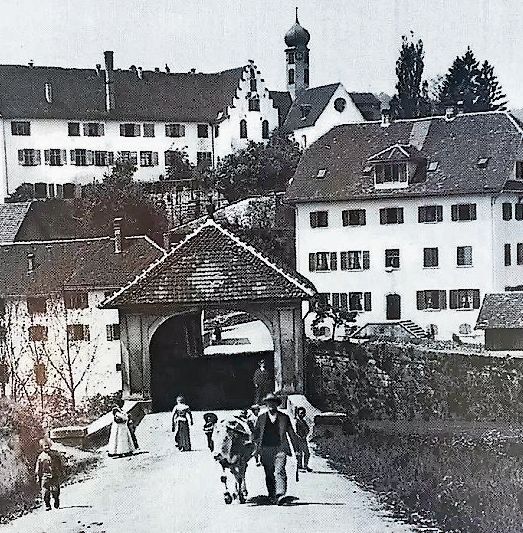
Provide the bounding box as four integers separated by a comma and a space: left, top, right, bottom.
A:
315, 423, 523, 533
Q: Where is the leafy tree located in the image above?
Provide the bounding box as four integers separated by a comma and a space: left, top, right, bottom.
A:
438, 47, 506, 112
164, 148, 194, 180
308, 299, 357, 341
390, 33, 429, 118
6, 183, 35, 203
210, 130, 301, 203
75, 160, 168, 241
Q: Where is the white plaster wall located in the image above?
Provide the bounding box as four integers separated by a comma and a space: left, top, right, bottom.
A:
214, 66, 279, 162
492, 192, 523, 291
292, 84, 365, 149
296, 194, 496, 340
3, 291, 122, 403
2, 118, 217, 194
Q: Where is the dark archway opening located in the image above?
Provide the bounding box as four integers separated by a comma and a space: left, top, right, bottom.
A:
149, 311, 274, 412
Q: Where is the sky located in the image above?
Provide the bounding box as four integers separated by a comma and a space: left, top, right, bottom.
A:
1, 0, 523, 106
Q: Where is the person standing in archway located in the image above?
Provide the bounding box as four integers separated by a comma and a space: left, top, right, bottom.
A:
253, 360, 272, 405
171, 396, 193, 451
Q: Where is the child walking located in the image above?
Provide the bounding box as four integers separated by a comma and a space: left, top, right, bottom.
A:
203, 412, 218, 452
295, 407, 312, 472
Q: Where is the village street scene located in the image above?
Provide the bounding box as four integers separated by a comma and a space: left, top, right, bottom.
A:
2, 0, 523, 532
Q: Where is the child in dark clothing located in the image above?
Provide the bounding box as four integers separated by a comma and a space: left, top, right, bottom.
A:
295, 407, 312, 472
203, 412, 218, 452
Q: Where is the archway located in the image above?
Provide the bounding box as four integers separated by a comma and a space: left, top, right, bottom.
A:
149, 309, 275, 411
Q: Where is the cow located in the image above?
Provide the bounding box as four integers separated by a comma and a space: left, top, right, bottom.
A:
213, 416, 256, 504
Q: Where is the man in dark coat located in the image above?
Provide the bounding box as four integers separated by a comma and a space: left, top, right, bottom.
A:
253, 360, 272, 404
35, 438, 63, 510
253, 393, 299, 505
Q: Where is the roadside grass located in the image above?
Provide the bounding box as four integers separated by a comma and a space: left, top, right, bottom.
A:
314, 422, 523, 533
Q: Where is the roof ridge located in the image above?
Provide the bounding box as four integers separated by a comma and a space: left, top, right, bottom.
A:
0, 236, 111, 246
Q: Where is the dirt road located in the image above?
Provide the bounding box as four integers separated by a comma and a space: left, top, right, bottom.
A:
1, 412, 414, 533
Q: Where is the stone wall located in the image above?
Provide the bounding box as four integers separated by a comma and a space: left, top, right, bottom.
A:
306, 340, 523, 422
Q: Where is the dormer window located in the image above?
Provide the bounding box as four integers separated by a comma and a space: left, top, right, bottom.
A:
300, 105, 311, 119
427, 161, 439, 172
477, 157, 490, 169
316, 169, 326, 179
374, 162, 407, 185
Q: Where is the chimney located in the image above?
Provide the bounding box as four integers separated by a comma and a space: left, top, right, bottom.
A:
28, 60, 34, 68
44, 82, 53, 104
154, 67, 160, 73
104, 50, 115, 112
27, 253, 35, 273
163, 232, 171, 251
137, 67, 143, 79
190, 68, 196, 74
381, 108, 392, 128
456, 100, 465, 114
445, 105, 455, 121
113, 217, 123, 254
95, 63, 102, 77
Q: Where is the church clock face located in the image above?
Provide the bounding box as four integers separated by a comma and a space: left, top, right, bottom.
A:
295, 51, 303, 60
334, 97, 347, 112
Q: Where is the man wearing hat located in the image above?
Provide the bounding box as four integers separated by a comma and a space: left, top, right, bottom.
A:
253, 392, 299, 505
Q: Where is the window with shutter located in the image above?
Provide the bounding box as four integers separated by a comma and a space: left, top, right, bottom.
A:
240, 120, 248, 138
505, 243, 511, 266
61, 149, 67, 165
35, 150, 41, 165
362, 251, 370, 270
457, 246, 472, 266
503, 203, 513, 220
120, 124, 125, 136
363, 292, 371, 311
44, 150, 50, 165
332, 293, 340, 309
329, 252, 337, 270
423, 247, 438, 267
48, 184, 55, 198
385, 249, 400, 269
309, 212, 318, 228
197, 124, 209, 138
310, 211, 328, 228
417, 291, 426, 310
134, 124, 141, 136
472, 290, 480, 309
452, 203, 477, 221
29, 325, 47, 342
380, 208, 404, 224
27, 297, 47, 314
11, 121, 30, 136
68, 122, 80, 136
342, 209, 366, 226
517, 243, 523, 265
516, 204, 523, 220
439, 290, 447, 309
348, 292, 363, 311
449, 290, 458, 309
340, 293, 348, 310
419, 205, 443, 223
18, 150, 24, 164
56, 184, 63, 198
308, 253, 316, 272
152, 152, 158, 166
143, 123, 155, 137
86, 150, 94, 165
83, 123, 89, 136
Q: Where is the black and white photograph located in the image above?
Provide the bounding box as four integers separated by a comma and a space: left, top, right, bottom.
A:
0, 1, 523, 531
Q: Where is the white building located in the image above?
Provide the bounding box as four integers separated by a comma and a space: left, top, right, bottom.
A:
0, 52, 279, 201
0, 225, 163, 403
271, 13, 381, 150
285, 110, 523, 341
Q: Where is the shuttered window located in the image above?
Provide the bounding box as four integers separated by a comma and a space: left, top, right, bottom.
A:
11, 121, 30, 135
418, 205, 443, 223
416, 290, 447, 310
340, 251, 370, 270
449, 289, 480, 309
29, 325, 47, 342
385, 249, 400, 269
380, 208, 404, 224
518, 243, 523, 265
504, 243, 511, 266
165, 124, 185, 137
18, 149, 41, 166
143, 123, 155, 137
308, 252, 337, 271
503, 203, 513, 220
120, 123, 141, 137
140, 151, 159, 167
197, 124, 209, 138
67, 324, 90, 341
309, 211, 328, 228
423, 248, 439, 267
516, 204, 523, 221
457, 246, 473, 267
106, 324, 121, 341
451, 203, 476, 221
342, 209, 366, 226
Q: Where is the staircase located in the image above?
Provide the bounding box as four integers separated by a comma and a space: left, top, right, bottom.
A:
399, 320, 427, 338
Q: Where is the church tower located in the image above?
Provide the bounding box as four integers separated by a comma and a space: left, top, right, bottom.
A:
284, 8, 310, 100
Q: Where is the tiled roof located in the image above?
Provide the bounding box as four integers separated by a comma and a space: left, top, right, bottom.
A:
281, 84, 341, 132
0, 236, 163, 297
285, 112, 523, 202
269, 91, 292, 127
476, 293, 523, 329
0, 64, 246, 122
0, 203, 31, 242
103, 220, 315, 308
279, 85, 382, 132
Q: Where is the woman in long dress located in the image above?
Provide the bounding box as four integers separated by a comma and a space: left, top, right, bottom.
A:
108, 406, 136, 457
171, 396, 193, 451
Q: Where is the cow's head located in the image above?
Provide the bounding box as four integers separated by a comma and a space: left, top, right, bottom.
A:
213, 417, 252, 467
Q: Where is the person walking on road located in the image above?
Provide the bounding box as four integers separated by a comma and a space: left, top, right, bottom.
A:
35, 438, 63, 511
172, 396, 193, 451
108, 405, 136, 457
253, 360, 272, 405
253, 393, 299, 505
295, 407, 312, 472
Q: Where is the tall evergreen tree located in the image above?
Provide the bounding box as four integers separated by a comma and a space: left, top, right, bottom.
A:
389, 34, 428, 118
476, 60, 507, 111
438, 48, 506, 112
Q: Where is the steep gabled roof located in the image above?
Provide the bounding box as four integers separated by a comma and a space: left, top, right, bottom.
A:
0, 202, 31, 242
476, 293, 523, 330
0, 64, 246, 122
281, 84, 341, 131
286, 112, 523, 203
103, 219, 315, 308
349, 92, 382, 121
0, 236, 164, 297
269, 90, 292, 127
